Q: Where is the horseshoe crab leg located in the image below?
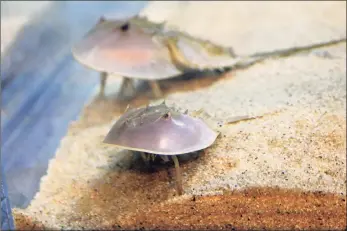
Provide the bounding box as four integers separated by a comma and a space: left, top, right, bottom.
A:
171, 155, 183, 195
140, 152, 150, 167
118, 77, 135, 97
126, 78, 136, 94
149, 80, 163, 98
99, 72, 108, 96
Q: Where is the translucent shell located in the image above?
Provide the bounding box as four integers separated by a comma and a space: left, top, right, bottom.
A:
71, 17, 182, 79
104, 103, 218, 155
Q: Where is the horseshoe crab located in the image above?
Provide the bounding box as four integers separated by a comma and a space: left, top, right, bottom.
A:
72, 16, 183, 98
103, 101, 219, 195
72, 15, 241, 99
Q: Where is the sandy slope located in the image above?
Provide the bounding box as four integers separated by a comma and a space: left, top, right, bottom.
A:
13, 1, 346, 230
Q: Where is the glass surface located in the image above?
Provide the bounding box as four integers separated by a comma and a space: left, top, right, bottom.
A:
1, 1, 148, 229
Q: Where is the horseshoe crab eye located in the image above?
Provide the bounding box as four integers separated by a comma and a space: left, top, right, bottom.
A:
120, 23, 130, 32
163, 112, 170, 119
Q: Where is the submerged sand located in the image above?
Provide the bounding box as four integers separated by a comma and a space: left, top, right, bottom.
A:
12, 1, 346, 230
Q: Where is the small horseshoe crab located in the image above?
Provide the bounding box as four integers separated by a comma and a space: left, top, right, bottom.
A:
103, 101, 219, 195
71, 16, 183, 99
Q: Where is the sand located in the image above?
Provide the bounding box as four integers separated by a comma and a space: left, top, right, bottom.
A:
140, 1, 346, 55
12, 1, 346, 230
14, 188, 346, 230
12, 42, 347, 230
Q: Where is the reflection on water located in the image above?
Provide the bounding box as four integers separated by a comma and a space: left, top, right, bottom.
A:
1, 1, 148, 208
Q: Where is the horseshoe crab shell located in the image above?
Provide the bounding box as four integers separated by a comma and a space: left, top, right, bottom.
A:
103, 102, 218, 155
71, 16, 182, 80
161, 30, 241, 71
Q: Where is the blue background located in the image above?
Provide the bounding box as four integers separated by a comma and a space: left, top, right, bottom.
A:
1, 1, 148, 229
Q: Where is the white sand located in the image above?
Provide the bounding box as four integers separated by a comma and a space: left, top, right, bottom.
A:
13, 2, 346, 229
13, 42, 346, 229
141, 1, 346, 55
